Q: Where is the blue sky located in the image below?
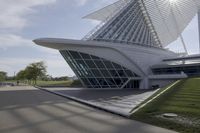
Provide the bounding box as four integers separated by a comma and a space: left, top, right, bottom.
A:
0, 0, 199, 77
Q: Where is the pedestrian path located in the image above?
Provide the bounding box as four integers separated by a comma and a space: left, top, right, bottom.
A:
0, 86, 177, 133
43, 87, 158, 117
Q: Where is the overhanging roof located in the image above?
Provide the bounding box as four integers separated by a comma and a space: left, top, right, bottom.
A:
84, 0, 200, 47
163, 54, 200, 61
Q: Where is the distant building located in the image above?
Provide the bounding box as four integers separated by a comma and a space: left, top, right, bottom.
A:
34, 0, 200, 89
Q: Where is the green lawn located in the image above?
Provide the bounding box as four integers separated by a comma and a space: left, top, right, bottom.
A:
36, 80, 82, 87
37, 80, 72, 86
131, 78, 200, 133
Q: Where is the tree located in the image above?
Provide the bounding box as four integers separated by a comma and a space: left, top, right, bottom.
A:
16, 70, 27, 80
0, 71, 7, 81
25, 61, 47, 85
15, 61, 47, 85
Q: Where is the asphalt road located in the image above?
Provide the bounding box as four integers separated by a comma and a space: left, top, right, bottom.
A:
0, 86, 176, 133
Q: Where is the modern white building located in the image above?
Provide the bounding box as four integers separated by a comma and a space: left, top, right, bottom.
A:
34, 0, 200, 89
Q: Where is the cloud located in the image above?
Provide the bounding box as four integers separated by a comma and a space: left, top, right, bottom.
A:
74, 0, 89, 6
0, 0, 58, 53
0, 0, 57, 30
0, 34, 58, 54
0, 0, 75, 77
0, 34, 30, 48
74, 0, 117, 8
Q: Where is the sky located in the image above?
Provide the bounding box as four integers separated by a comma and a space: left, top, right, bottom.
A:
0, 0, 199, 77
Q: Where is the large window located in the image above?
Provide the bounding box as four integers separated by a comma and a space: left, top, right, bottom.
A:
60, 50, 139, 88
152, 65, 200, 77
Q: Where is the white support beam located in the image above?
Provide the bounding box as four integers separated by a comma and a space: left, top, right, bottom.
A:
180, 35, 188, 55
198, 10, 200, 54
168, 1, 189, 55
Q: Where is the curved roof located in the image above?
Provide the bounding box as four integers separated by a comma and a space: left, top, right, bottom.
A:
84, 0, 200, 47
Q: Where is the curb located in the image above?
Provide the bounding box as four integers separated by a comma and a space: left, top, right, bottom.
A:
34, 86, 130, 118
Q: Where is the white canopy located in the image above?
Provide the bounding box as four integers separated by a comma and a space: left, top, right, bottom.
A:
83, 0, 131, 21
84, 0, 200, 47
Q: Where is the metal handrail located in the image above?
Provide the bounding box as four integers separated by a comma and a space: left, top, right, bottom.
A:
82, 20, 106, 40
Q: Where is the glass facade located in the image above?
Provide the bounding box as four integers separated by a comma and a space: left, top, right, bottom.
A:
60, 50, 140, 88
152, 64, 200, 77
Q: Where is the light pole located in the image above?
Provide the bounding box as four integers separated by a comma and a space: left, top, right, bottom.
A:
14, 71, 16, 81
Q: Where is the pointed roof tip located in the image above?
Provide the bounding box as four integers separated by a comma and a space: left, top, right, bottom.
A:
32, 39, 39, 43
33, 38, 52, 44
32, 38, 50, 47
33, 38, 44, 43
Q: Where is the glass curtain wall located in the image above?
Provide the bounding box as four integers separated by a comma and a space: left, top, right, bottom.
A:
60, 50, 139, 88
152, 65, 200, 77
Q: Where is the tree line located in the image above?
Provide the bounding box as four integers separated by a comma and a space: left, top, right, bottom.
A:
1, 61, 75, 85
16, 61, 47, 85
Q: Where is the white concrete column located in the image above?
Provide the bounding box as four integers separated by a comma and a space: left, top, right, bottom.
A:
140, 77, 149, 89
198, 10, 200, 54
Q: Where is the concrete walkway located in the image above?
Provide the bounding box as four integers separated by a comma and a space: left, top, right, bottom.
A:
44, 87, 158, 116
0, 86, 177, 133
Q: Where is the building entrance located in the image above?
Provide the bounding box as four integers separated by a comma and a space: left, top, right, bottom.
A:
123, 80, 140, 89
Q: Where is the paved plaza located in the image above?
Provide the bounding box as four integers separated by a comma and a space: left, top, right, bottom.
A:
0, 86, 177, 133
44, 87, 157, 116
